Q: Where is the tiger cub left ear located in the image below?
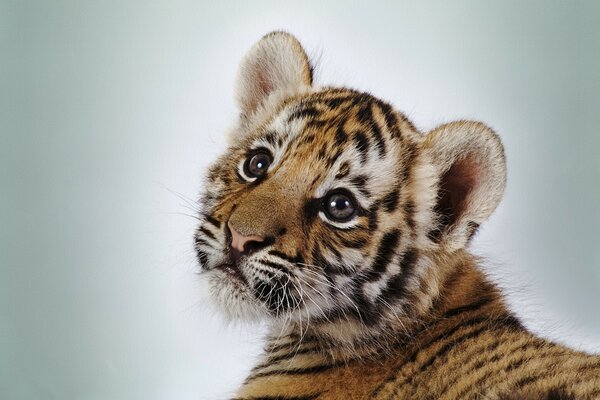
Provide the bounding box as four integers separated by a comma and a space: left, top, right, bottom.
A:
235, 31, 313, 120
423, 121, 506, 251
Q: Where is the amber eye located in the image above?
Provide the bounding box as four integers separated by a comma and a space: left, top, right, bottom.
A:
244, 149, 272, 178
323, 191, 356, 222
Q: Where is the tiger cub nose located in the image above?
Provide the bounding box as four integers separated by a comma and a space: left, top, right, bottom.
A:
227, 221, 267, 263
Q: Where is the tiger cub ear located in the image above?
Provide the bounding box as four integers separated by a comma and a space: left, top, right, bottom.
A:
235, 31, 313, 119
423, 121, 506, 251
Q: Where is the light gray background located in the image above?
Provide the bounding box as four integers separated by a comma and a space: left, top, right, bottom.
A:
1, 1, 599, 399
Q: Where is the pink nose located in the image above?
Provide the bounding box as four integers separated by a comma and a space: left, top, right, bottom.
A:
227, 221, 266, 262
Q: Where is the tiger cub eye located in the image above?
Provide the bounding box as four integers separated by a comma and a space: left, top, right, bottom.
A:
323, 191, 356, 222
244, 150, 272, 178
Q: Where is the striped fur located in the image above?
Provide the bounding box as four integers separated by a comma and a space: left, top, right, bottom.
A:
195, 32, 600, 399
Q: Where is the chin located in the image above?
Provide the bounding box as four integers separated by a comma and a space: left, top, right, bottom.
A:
205, 268, 267, 322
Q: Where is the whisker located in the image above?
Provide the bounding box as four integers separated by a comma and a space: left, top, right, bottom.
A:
157, 211, 202, 221
297, 263, 364, 322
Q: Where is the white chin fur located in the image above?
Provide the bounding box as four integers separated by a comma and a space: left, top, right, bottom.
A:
205, 270, 267, 321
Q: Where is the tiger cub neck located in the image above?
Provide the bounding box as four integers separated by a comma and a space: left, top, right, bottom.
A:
262, 251, 517, 362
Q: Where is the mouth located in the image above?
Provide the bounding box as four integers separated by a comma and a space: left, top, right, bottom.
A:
215, 261, 247, 283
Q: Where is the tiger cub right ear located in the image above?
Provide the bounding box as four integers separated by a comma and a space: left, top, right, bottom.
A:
235, 31, 313, 120
422, 121, 507, 251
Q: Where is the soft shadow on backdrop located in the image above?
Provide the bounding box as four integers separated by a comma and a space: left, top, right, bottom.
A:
1, 1, 599, 399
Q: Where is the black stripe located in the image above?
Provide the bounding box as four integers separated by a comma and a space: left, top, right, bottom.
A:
434, 336, 508, 397
420, 325, 490, 372
339, 235, 368, 249
317, 147, 327, 160
325, 243, 342, 260
356, 102, 386, 158
371, 229, 401, 274
326, 149, 343, 169
254, 346, 320, 371
454, 347, 548, 398
356, 101, 372, 123
512, 358, 600, 394
350, 175, 370, 197
204, 214, 221, 228
367, 202, 379, 230
403, 200, 415, 230
307, 58, 314, 84
335, 124, 348, 146
352, 289, 380, 325
335, 161, 351, 179
515, 373, 546, 389
199, 226, 216, 241
246, 363, 339, 381
263, 131, 278, 146
305, 119, 327, 130
326, 97, 346, 108
401, 143, 417, 183
379, 249, 417, 300
196, 250, 208, 266
399, 323, 491, 392
377, 100, 401, 139
406, 317, 492, 364
302, 198, 321, 226
302, 133, 316, 145
381, 189, 400, 213
261, 260, 290, 273
288, 106, 320, 122
311, 246, 347, 276
466, 221, 480, 242
370, 116, 387, 158
444, 295, 494, 318
321, 95, 362, 109
269, 250, 302, 264
194, 237, 211, 248
407, 311, 522, 370
264, 338, 318, 354
352, 131, 370, 163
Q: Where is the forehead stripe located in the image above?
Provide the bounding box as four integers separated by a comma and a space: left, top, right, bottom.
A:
352, 131, 370, 164
287, 106, 320, 123
376, 100, 404, 140
335, 124, 348, 147
356, 102, 386, 158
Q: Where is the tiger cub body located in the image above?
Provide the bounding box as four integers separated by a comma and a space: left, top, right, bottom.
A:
195, 32, 600, 399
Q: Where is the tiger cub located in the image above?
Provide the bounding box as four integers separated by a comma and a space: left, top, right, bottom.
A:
195, 32, 600, 399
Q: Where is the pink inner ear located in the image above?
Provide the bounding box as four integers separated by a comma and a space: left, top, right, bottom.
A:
432, 154, 481, 240
255, 68, 272, 99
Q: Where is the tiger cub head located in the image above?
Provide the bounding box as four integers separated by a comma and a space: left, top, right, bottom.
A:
195, 32, 506, 334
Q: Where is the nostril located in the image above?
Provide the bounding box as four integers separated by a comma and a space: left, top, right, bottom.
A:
243, 236, 275, 257
243, 239, 268, 257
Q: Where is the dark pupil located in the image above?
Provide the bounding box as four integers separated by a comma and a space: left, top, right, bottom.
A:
248, 153, 270, 177
327, 194, 354, 220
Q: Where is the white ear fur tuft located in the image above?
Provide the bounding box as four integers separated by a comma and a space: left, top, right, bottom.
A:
423, 121, 506, 251
235, 31, 313, 120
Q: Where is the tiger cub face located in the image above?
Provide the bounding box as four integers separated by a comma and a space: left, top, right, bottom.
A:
195, 32, 506, 330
